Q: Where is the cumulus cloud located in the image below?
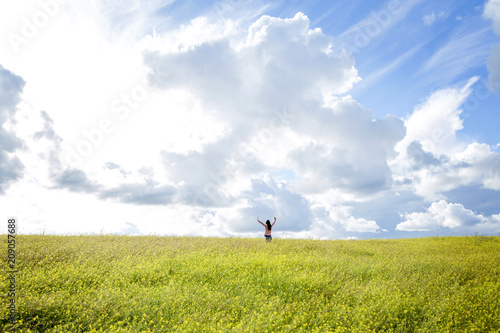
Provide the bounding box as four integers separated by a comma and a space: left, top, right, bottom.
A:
327, 205, 383, 233
19, 108, 100, 195
406, 141, 443, 170
0, 65, 25, 194
288, 97, 405, 196
145, 13, 404, 198
0, 66, 25, 113
234, 174, 313, 233
484, 0, 500, 34
13, 104, 177, 206
3, 5, 498, 238
394, 141, 500, 202
53, 168, 101, 193
33, 111, 61, 142
305, 189, 386, 235
138, 12, 407, 235
397, 200, 500, 232
0, 153, 24, 194
453, 143, 500, 190
147, 12, 360, 97
50, 159, 178, 205
32, 110, 64, 178
396, 77, 476, 157
391, 78, 500, 201
386, 75, 500, 236
144, 13, 360, 126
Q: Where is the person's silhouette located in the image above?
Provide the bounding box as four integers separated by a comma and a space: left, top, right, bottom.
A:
257, 217, 276, 242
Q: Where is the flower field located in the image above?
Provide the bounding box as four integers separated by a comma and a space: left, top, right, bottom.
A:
1, 235, 499, 332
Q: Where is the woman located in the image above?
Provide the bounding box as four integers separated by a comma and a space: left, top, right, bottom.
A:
257, 216, 276, 242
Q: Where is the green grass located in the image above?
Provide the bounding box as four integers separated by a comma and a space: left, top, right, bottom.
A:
1, 235, 500, 332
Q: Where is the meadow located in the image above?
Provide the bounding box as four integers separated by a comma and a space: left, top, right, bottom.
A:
1, 235, 499, 332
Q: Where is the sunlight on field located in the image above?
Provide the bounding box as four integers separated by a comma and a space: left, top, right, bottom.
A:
1, 235, 499, 332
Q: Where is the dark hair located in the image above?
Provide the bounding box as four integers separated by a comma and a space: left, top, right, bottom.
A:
266, 220, 272, 231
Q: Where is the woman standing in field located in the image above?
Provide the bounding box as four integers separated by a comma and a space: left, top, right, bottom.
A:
257, 217, 276, 242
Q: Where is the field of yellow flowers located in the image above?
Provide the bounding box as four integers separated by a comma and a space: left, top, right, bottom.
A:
1, 235, 499, 332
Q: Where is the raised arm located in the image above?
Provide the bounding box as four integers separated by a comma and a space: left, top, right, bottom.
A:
271, 216, 276, 227
257, 217, 265, 226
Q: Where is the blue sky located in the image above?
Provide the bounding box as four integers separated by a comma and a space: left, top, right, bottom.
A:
1, 0, 499, 239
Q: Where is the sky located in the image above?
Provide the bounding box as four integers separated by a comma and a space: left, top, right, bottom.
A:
1, 0, 499, 239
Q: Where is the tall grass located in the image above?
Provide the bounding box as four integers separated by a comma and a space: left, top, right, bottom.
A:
1, 235, 499, 332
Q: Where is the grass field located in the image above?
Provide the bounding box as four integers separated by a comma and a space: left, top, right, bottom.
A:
1, 235, 499, 332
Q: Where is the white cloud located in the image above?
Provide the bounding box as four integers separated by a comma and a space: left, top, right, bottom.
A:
144, 12, 404, 206
391, 78, 500, 201
232, 174, 314, 233
1, 2, 499, 239
307, 190, 384, 234
2, 10, 396, 237
0, 65, 25, 193
286, 100, 405, 197
146, 12, 360, 99
143, 16, 240, 54
484, 0, 500, 34
396, 77, 477, 157
453, 143, 500, 190
397, 200, 500, 232
423, 12, 436, 26
330, 206, 383, 233
423, 11, 448, 26
392, 141, 500, 202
